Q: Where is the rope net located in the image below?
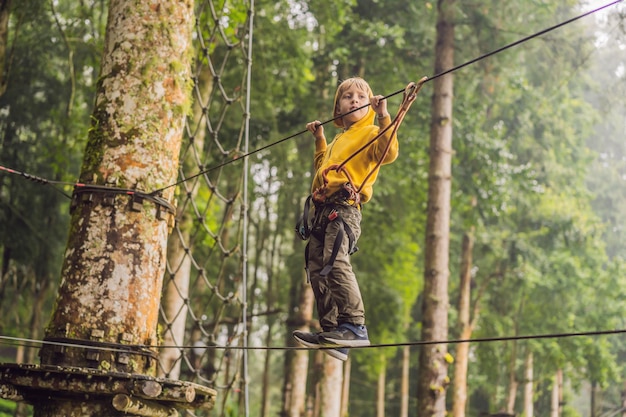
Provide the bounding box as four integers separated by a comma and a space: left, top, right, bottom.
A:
157, 0, 252, 414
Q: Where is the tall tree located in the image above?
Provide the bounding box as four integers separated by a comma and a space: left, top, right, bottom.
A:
417, 0, 455, 415
35, 0, 195, 414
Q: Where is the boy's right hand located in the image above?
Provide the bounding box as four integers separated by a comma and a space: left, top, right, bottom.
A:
306, 120, 324, 140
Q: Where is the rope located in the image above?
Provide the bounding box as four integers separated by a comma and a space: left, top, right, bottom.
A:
150, 0, 623, 195
2, 1, 620, 199
0, 164, 176, 214
0, 0, 622, 368
3, 327, 626, 353
312, 79, 426, 203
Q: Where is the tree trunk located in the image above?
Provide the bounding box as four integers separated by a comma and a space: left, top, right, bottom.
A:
506, 339, 518, 414
159, 64, 208, 376
551, 369, 562, 417
261, 319, 276, 417
505, 292, 527, 415
377, 357, 386, 417
400, 345, 410, 417
25, 273, 50, 364
261, 209, 280, 417
340, 357, 351, 417
591, 380, 596, 417
523, 350, 533, 417
0, 0, 11, 97
452, 230, 474, 417
282, 268, 315, 417
35, 0, 194, 414
159, 67, 214, 379
417, 0, 455, 415
319, 358, 343, 417
621, 380, 626, 417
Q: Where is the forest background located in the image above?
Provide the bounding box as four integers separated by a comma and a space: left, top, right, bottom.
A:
0, 0, 625, 416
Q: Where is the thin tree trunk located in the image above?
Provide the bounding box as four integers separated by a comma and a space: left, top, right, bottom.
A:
282, 268, 315, 417
523, 350, 533, 417
340, 357, 351, 417
400, 345, 410, 417
452, 229, 474, 417
551, 369, 563, 417
621, 380, 626, 417
261, 200, 280, 417
377, 357, 386, 417
506, 340, 518, 414
25, 273, 49, 364
506, 293, 526, 414
0, 0, 12, 97
417, 0, 455, 415
319, 358, 343, 417
159, 67, 213, 379
261, 320, 275, 417
35, 0, 194, 414
591, 380, 596, 417
311, 351, 323, 417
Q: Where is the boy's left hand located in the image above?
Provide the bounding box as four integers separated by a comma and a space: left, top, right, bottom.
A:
370, 95, 389, 118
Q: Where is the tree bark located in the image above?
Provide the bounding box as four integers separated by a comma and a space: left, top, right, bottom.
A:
340, 357, 351, 417
417, 0, 455, 415
591, 380, 596, 417
261, 207, 280, 417
452, 229, 474, 417
400, 345, 410, 417
377, 358, 386, 417
506, 339, 518, 414
36, 0, 194, 414
319, 357, 343, 417
621, 380, 626, 417
551, 369, 563, 417
523, 350, 533, 417
0, 0, 11, 97
281, 268, 315, 417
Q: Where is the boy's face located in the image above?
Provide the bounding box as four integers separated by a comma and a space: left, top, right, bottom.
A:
336, 85, 370, 128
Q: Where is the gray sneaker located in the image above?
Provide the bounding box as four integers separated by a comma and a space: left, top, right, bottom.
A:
293, 330, 349, 361
292, 330, 323, 348
323, 346, 348, 361
319, 323, 370, 347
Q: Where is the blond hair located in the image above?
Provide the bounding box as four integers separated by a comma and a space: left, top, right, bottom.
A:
332, 77, 374, 128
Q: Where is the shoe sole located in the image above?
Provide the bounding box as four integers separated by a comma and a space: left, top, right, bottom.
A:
319, 336, 370, 348
322, 348, 348, 361
293, 333, 322, 349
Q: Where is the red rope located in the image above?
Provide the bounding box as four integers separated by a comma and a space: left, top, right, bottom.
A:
313, 78, 427, 203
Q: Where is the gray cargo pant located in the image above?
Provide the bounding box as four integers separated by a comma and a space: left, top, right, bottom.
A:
308, 203, 364, 332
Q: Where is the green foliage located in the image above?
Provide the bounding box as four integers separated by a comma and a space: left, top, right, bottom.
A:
0, 0, 104, 337
1, 0, 625, 416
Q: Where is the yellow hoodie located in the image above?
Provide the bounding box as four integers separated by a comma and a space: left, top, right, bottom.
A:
311, 106, 398, 204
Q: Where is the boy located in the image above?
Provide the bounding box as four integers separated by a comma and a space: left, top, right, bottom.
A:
293, 77, 399, 361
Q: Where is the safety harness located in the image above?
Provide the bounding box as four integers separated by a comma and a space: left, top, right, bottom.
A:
295, 79, 426, 280
296, 186, 360, 281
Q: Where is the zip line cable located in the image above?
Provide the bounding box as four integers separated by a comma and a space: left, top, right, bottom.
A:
0, 1, 623, 359
150, 0, 623, 195
2, 328, 626, 353
1, 0, 621, 198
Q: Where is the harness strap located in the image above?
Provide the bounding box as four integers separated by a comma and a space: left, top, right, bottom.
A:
319, 210, 358, 277
320, 226, 344, 277
297, 197, 359, 282
304, 241, 311, 282
295, 195, 313, 240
